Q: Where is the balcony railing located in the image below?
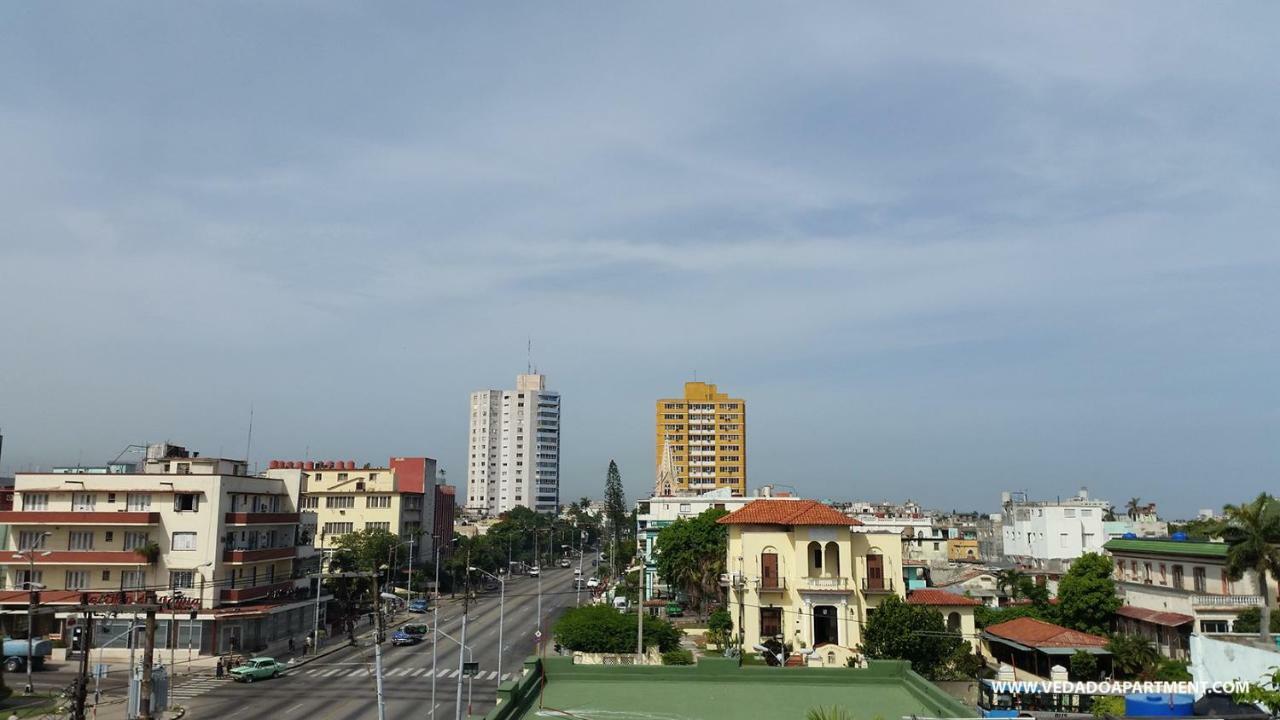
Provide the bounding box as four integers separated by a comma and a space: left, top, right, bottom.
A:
0, 511, 159, 526
798, 577, 851, 591
1192, 594, 1263, 608
222, 546, 297, 563
225, 512, 300, 525
220, 580, 306, 603
861, 577, 896, 594
0, 551, 147, 565
757, 577, 787, 592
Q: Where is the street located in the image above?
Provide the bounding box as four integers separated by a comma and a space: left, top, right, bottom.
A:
179, 565, 585, 719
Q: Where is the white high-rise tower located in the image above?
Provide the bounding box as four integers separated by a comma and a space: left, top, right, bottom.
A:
466, 373, 560, 515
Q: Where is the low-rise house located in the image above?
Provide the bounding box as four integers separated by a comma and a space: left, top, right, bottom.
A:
720, 499, 905, 667
982, 617, 1110, 681
906, 588, 981, 644
933, 568, 1004, 607
1104, 536, 1275, 657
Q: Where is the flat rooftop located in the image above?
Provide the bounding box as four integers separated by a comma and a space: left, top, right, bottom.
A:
492, 657, 970, 720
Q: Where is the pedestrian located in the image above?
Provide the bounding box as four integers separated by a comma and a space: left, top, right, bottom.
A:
215, 659, 224, 679
288, 637, 296, 653
304, 635, 313, 653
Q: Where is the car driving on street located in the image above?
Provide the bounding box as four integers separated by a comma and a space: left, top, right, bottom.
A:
230, 657, 286, 682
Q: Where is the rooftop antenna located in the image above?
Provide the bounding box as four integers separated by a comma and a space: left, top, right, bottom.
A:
245, 403, 255, 465
527, 336, 533, 375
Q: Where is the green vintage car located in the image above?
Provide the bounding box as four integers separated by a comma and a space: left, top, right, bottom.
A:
229, 657, 286, 682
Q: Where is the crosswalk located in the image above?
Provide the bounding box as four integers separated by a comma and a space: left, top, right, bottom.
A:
170, 675, 230, 700
298, 666, 512, 681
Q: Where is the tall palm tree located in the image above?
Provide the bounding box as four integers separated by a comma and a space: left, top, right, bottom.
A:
1103, 505, 1118, 522
995, 569, 1026, 600
1219, 493, 1280, 643
1126, 498, 1143, 521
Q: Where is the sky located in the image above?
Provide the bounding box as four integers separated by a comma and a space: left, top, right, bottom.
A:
1, 3, 1277, 518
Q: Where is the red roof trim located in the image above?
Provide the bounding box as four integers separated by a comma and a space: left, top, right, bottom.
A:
907, 589, 983, 606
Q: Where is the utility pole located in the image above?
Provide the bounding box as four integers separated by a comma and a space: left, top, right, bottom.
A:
429, 541, 440, 720
313, 532, 326, 653
138, 608, 157, 720
636, 516, 644, 660
454, 546, 470, 720
72, 607, 93, 720
373, 583, 387, 720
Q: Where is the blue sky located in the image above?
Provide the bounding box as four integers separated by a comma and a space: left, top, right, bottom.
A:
1, 3, 1277, 517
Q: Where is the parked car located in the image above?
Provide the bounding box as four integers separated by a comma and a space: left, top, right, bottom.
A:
559, 558, 571, 568
529, 566, 540, 578
665, 602, 684, 618
392, 630, 422, 646
408, 599, 429, 613
586, 577, 600, 589
2, 637, 52, 673
230, 657, 286, 682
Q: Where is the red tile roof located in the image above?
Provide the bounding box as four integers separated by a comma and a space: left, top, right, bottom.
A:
716, 499, 860, 527
1116, 605, 1194, 627
907, 589, 983, 606
983, 617, 1109, 649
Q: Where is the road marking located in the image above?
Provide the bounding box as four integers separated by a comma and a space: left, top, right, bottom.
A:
410, 668, 425, 676
388, 668, 409, 677
347, 668, 368, 677
447, 669, 459, 678
285, 704, 303, 714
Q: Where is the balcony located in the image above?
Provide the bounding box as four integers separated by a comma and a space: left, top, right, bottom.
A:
0, 511, 159, 526
225, 512, 301, 526
220, 580, 304, 603
0, 551, 146, 566
861, 577, 896, 594
1192, 594, 1264, 608
222, 546, 297, 563
798, 576, 851, 591
757, 577, 787, 593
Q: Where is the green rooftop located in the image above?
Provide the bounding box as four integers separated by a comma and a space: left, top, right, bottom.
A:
1103, 537, 1229, 559
484, 656, 971, 720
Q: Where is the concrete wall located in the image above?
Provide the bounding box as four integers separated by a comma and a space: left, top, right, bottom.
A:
1190, 633, 1280, 697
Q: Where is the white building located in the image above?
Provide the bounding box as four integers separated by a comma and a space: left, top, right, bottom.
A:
466, 373, 560, 516
1001, 488, 1108, 571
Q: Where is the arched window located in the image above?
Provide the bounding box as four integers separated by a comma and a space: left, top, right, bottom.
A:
947, 612, 961, 633
823, 542, 840, 577
808, 541, 822, 576
760, 547, 780, 590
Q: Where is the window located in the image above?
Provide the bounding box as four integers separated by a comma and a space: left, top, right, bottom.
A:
325, 496, 355, 509
126, 494, 152, 511
1193, 567, 1207, 593
365, 522, 390, 532
366, 496, 392, 509
64, 571, 89, 590
1172, 565, 1184, 590
322, 522, 354, 536
16, 570, 43, 589
171, 532, 197, 551
760, 607, 782, 639
122, 571, 145, 589
105, 531, 114, 543
1064, 509, 1076, 518
176, 463, 190, 475
300, 496, 319, 509
68, 531, 94, 550
1200, 619, 1229, 633
169, 571, 195, 590
123, 532, 151, 551
337, 473, 348, 483
174, 493, 199, 512
101, 570, 111, 582
18, 531, 48, 550
1081, 509, 1092, 517
21, 493, 48, 511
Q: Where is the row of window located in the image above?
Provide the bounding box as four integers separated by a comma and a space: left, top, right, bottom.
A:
1117, 559, 1218, 593
320, 521, 391, 536
18, 530, 178, 551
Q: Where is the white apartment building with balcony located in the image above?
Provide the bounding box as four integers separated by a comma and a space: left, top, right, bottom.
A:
466, 373, 560, 516
0, 444, 322, 658
1001, 488, 1108, 571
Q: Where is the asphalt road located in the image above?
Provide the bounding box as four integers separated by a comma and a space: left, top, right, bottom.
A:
179, 565, 588, 720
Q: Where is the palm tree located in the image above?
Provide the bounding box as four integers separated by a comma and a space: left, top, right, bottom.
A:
1107, 633, 1160, 679
1219, 493, 1280, 644
995, 569, 1026, 600
1125, 498, 1143, 521
1103, 505, 1118, 522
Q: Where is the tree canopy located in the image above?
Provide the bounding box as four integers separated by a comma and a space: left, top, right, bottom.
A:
553, 604, 682, 654
1218, 493, 1280, 644
1056, 552, 1121, 634
653, 507, 728, 614
859, 595, 972, 680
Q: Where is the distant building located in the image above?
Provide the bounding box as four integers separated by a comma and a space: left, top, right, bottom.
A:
655, 382, 746, 496
466, 373, 561, 515
976, 513, 1003, 562
1001, 488, 1108, 572
1105, 536, 1273, 658
433, 484, 456, 557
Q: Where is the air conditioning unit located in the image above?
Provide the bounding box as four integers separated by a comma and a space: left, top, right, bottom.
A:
718, 573, 732, 587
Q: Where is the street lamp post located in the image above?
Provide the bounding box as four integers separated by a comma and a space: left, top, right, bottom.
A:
468, 566, 504, 690
313, 531, 326, 654
13, 534, 52, 695
189, 562, 212, 674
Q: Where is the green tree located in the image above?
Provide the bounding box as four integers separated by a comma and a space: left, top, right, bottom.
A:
653, 508, 729, 615
975, 603, 1051, 629
706, 609, 734, 650
1218, 493, 1280, 644
1231, 606, 1280, 634
1234, 667, 1280, 716
858, 595, 964, 680
1056, 553, 1121, 634
604, 460, 627, 566
1126, 498, 1143, 521
1091, 696, 1124, 718
994, 569, 1026, 598
553, 604, 682, 653
1106, 633, 1159, 680
1069, 650, 1098, 681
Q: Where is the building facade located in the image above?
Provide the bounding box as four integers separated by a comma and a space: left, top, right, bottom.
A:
466, 373, 561, 515
268, 456, 438, 556
720, 499, 905, 667
1104, 537, 1274, 658
1001, 489, 1108, 571
654, 382, 746, 496
0, 444, 320, 657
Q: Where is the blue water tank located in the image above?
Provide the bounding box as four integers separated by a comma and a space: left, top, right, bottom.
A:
1171, 532, 1188, 541
1122, 532, 1138, 540
1125, 693, 1195, 717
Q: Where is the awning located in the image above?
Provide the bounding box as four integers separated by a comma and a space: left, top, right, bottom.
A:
1116, 605, 1194, 627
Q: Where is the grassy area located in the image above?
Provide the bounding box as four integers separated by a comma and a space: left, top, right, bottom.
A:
0, 692, 67, 719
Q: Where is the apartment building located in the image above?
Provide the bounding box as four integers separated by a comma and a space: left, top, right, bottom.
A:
268, 456, 438, 556
1001, 488, 1108, 571
1105, 536, 1275, 659
0, 444, 319, 657
720, 499, 904, 667
654, 382, 746, 497
466, 373, 561, 515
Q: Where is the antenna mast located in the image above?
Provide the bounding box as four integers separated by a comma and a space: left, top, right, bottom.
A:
245, 404, 254, 467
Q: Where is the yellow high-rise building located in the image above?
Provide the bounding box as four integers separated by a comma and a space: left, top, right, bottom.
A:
654, 382, 746, 496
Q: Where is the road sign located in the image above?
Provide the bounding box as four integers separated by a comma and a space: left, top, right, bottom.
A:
94, 664, 109, 679
534, 630, 542, 640
462, 662, 479, 677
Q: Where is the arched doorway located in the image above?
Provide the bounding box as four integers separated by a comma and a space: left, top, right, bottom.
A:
813, 605, 838, 646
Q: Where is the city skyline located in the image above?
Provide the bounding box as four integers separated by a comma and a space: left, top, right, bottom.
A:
2, 4, 1278, 518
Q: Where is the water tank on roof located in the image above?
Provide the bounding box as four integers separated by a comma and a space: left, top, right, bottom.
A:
269, 460, 281, 469
347, 460, 356, 470
1122, 532, 1138, 540
304, 461, 314, 470
1125, 694, 1194, 717
1171, 532, 1188, 541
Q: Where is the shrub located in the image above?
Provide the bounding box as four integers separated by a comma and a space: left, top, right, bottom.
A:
1069, 650, 1098, 681
1091, 696, 1124, 718
661, 649, 694, 665
554, 604, 684, 653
